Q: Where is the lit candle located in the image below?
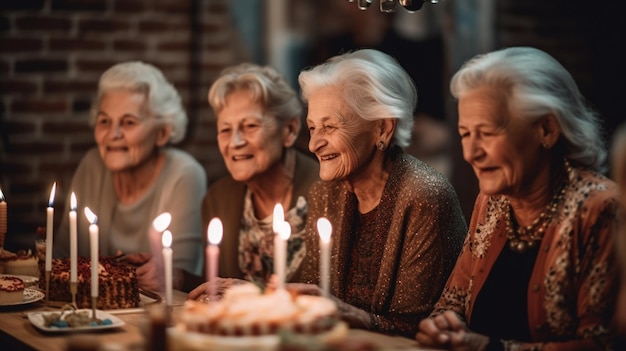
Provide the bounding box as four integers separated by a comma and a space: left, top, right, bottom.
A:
317, 217, 332, 297
0, 187, 7, 245
275, 221, 291, 290
206, 218, 223, 301
45, 182, 56, 272
84, 207, 98, 299
162, 230, 173, 307
149, 212, 171, 293
69, 192, 78, 284
272, 203, 284, 285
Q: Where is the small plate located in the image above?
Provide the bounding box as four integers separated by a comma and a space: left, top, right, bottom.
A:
27, 309, 125, 333
0, 288, 45, 307
0, 274, 39, 287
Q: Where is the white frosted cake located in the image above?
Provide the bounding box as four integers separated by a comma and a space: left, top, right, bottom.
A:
170, 282, 347, 351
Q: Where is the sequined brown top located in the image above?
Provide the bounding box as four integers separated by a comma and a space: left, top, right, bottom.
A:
431, 165, 620, 350
302, 148, 467, 337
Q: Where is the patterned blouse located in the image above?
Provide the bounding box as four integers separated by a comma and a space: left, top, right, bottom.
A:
431, 164, 620, 351
238, 190, 308, 284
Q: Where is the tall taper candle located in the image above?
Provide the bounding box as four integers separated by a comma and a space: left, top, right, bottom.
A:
84, 207, 98, 298
45, 182, 56, 272
275, 221, 291, 290
162, 230, 173, 307
272, 204, 284, 284
206, 218, 223, 301
69, 193, 78, 283
317, 217, 332, 297
149, 212, 171, 293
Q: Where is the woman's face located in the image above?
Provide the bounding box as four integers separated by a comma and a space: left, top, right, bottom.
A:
94, 90, 167, 172
216, 89, 286, 182
306, 85, 378, 181
458, 86, 543, 197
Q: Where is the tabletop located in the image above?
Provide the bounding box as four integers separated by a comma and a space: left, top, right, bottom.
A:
0, 289, 438, 351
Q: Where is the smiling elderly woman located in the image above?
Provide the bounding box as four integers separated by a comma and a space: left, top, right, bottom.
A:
287, 49, 467, 338
416, 47, 620, 351
186, 63, 319, 300
55, 62, 207, 292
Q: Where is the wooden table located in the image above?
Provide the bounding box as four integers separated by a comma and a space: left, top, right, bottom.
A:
0, 290, 436, 351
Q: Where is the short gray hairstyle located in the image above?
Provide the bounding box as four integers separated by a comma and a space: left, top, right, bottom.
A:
298, 49, 416, 149
90, 61, 187, 144
208, 63, 303, 125
450, 46, 606, 172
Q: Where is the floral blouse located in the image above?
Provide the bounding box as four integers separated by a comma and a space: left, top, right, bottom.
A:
431, 165, 620, 351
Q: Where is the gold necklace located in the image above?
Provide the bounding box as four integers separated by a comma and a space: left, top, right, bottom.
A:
504, 159, 572, 253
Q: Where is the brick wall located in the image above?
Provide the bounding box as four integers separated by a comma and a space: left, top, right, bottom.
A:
1, 0, 622, 251
0, 0, 247, 250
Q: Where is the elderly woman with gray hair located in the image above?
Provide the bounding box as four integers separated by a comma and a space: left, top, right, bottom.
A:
55, 61, 206, 291
416, 47, 620, 351
287, 49, 467, 338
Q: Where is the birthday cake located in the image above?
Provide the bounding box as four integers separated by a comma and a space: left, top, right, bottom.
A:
2, 249, 39, 277
39, 256, 140, 309
170, 282, 347, 351
0, 275, 25, 304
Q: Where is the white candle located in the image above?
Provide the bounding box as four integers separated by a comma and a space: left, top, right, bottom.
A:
317, 217, 332, 297
45, 182, 56, 272
149, 212, 171, 293
206, 218, 223, 301
272, 203, 284, 284
84, 207, 98, 298
69, 192, 78, 283
162, 230, 173, 307
275, 221, 291, 290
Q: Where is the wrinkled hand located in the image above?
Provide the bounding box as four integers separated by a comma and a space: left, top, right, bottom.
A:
416, 311, 489, 351
187, 277, 249, 301
284, 282, 371, 329
117, 250, 160, 292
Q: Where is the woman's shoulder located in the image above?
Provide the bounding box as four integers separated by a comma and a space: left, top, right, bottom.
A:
567, 167, 619, 214
163, 148, 206, 177
395, 153, 456, 193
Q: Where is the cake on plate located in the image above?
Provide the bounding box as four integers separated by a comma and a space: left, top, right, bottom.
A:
2, 249, 38, 277
170, 282, 347, 351
0, 275, 25, 304
39, 256, 140, 309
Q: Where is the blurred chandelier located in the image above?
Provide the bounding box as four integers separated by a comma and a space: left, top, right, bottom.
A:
349, 0, 441, 12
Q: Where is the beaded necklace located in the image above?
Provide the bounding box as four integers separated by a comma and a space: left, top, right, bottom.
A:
504, 159, 572, 253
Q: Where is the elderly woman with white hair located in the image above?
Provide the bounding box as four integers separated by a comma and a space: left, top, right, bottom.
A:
288, 49, 467, 338
416, 47, 620, 351
55, 61, 206, 291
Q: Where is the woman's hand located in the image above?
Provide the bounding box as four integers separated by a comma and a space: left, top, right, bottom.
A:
284, 282, 372, 329
187, 277, 250, 301
122, 251, 160, 291
416, 311, 490, 351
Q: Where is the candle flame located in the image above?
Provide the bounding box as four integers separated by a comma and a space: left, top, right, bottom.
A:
317, 217, 332, 243
162, 230, 172, 248
208, 217, 223, 245
272, 203, 284, 233
70, 192, 77, 211
0, 187, 4, 201
84, 206, 98, 224
48, 182, 57, 207
279, 221, 291, 240
152, 212, 172, 232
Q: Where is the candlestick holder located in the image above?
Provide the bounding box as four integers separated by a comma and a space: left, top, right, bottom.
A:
70, 282, 77, 308
45, 270, 50, 302
91, 296, 97, 320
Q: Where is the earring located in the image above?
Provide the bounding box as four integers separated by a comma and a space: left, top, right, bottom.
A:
377, 141, 386, 151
